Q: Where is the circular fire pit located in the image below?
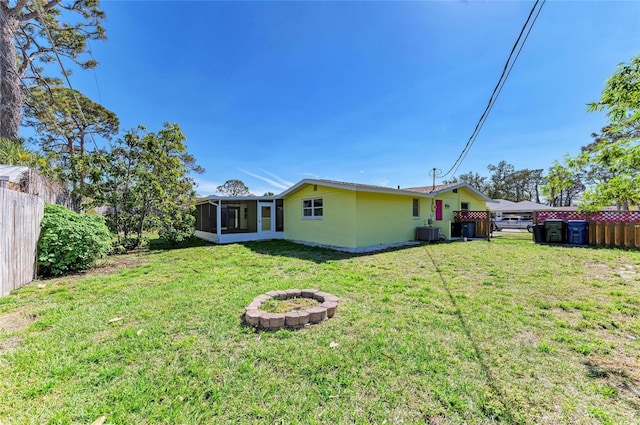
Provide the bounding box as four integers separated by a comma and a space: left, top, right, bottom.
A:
243, 289, 339, 331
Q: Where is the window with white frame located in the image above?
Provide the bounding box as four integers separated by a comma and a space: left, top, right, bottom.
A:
302, 198, 323, 218
461, 202, 469, 211
412, 198, 419, 217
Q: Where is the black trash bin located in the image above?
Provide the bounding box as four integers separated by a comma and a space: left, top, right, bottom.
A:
567, 220, 589, 245
461, 221, 476, 238
532, 224, 545, 243
544, 220, 565, 243
451, 222, 462, 238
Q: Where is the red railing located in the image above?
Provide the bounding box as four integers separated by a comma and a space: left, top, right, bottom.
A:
454, 210, 489, 221
534, 210, 640, 223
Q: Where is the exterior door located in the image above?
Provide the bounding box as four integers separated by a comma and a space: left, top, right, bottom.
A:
258, 202, 274, 238
435, 200, 443, 221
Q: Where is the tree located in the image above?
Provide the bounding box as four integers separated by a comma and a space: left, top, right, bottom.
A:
507, 168, 545, 203
24, 85, 119, 190
576, 56, 640, 210
486, 161, 516, 199
446, 164, 545, 202
587, 55, 640, 141
0, 0, 105, 139
443, 171, 489, 194
540, 160, 584, 207
85, 123, 203, 250
217, 179, 251, 196
0, 137, 48, 171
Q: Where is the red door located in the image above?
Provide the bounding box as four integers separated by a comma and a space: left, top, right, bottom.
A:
435, 200, 443, 221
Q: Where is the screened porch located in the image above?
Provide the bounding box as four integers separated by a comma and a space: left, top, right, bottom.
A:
195, 197, 284, 243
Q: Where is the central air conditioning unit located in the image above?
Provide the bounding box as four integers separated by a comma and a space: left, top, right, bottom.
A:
416, 226, 440, 242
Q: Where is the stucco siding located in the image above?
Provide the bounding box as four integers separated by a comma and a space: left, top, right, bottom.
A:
429, 186, 488, 239
283, 185, 358, 248
354, 192, 425, 247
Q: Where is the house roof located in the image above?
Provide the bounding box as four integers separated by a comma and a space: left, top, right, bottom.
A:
0, 165, 29, 182
403, 182, 459, 194
279, 178, 492, 202
487, 199, 557, 212
196, 178, 493, 203
404, 182, 493, 202
278, 179, 436, 198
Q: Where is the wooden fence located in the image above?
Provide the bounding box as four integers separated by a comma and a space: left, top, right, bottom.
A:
454, 210, 491, 238
7, 168, 78, 211
534, 210, 640, 249
1, 188, 44, 297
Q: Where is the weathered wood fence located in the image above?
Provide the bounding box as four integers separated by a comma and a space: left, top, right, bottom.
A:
6, 168, 78, 210
1, 188, 44, 296
454, 210, 491, 238
534, 210, 640, 249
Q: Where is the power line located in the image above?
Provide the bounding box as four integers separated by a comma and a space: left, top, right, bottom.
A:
439, 0, 546, 179
450, 1, 545, 178
87, 40, 104, 105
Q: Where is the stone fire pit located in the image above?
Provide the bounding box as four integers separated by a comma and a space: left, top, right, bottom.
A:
243, 289, 339, 331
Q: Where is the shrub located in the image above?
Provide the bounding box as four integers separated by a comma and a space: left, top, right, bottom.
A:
38, 204, 112, 276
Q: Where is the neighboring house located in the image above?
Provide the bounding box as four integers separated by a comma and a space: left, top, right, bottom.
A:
0, 164, 77, 210
487, 199, 561, 218
195, 179, 492, 252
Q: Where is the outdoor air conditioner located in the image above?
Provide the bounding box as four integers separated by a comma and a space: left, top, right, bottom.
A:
416, 226, 440, 242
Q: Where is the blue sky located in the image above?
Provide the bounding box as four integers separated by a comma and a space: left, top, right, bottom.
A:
41, 0, 640, 195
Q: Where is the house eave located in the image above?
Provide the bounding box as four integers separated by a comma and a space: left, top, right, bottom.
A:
196, 195, 279, 205
278, 179, 433, 199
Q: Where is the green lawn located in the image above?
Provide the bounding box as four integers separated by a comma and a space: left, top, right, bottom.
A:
1, 236, 639, 424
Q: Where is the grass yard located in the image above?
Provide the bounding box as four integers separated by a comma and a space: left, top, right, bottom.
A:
1, 236, 639, 424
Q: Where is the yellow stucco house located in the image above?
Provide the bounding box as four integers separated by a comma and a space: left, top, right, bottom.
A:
195, 179, 492, 252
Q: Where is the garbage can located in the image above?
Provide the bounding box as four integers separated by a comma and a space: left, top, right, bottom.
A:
566, 220, 589, 245
451, 222, 462, 238
461, 221, 476, 238
544, 220, 565, 243
532, 223, 545, 243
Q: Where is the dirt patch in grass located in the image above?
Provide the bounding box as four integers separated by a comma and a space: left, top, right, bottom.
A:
36, 253, 148, 283
514, 330, 540, 346
587, 354, 640, 386
88, 253, 148, 276
0, 336, 23, 352
584, 263, 612, 282
0, 309, 35, 353
586, 263, 639, 282
425, 415, 452, 425
0, 309, 35, 334
586, 353, 640, 407
617, 265, 638, 281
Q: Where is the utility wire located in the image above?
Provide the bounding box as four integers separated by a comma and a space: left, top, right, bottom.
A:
440, 0, 545, 179
87, 40, 104, 105
450, 0, 545, 178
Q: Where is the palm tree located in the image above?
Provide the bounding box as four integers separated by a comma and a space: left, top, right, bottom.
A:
0, 138, 48, 171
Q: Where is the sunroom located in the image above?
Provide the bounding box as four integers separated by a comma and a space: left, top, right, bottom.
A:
194, 196, 284, 243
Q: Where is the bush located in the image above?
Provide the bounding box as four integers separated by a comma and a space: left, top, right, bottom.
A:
38, 204, 112, 276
